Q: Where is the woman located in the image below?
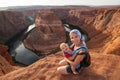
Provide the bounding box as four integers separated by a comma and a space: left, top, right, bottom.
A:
57, 29, 90, 74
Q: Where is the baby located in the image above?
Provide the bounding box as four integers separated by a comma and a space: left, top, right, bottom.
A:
60, 42, 78, 74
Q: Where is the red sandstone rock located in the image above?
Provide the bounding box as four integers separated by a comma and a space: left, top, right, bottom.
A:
0, 11, 33, 43
0, 45, 14, 65
0, 55, 14, 76
0, 52, 120, 80
24, 10, 66, 54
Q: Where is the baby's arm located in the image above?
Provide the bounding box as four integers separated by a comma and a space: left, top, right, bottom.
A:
68, 54, 77, 61
64, 57, 73, 64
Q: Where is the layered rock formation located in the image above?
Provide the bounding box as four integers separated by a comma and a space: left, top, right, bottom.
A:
0, 10, 35, 44
56, 7, 120, 55
23, 10, 66, 54
0, 55, 14, 76
0, 45, 14, 65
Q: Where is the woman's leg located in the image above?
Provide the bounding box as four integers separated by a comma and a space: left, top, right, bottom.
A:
71, 65, 78, 74
57, 65, 69, 75
59, 59, 68, 66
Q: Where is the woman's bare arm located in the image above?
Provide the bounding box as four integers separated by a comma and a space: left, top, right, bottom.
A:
70, 50, 85, 66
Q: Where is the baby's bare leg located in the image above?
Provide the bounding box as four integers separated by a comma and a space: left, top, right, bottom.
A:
59, 59, 68, 66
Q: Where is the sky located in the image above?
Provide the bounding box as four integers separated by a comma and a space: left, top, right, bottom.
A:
0, 0, 120, 7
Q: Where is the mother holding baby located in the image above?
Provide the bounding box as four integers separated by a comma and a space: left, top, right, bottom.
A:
57, 29, 91, 74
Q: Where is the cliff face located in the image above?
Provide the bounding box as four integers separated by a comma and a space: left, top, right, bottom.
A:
0, 11, 30, 44
54, 7, 120, 55
0, 45, 13, 65
0, 55, 14, 76
23, 10, 66, 53
0, 6, 119, 55
101, 9, 120, 54
0, 6, 120, 80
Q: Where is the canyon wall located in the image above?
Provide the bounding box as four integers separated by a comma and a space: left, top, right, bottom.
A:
0, 6, 119, 55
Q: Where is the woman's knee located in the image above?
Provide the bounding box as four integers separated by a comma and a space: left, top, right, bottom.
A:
57, 67, 64, 73
57, 66, 69, 75
57, 67, 61, 72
